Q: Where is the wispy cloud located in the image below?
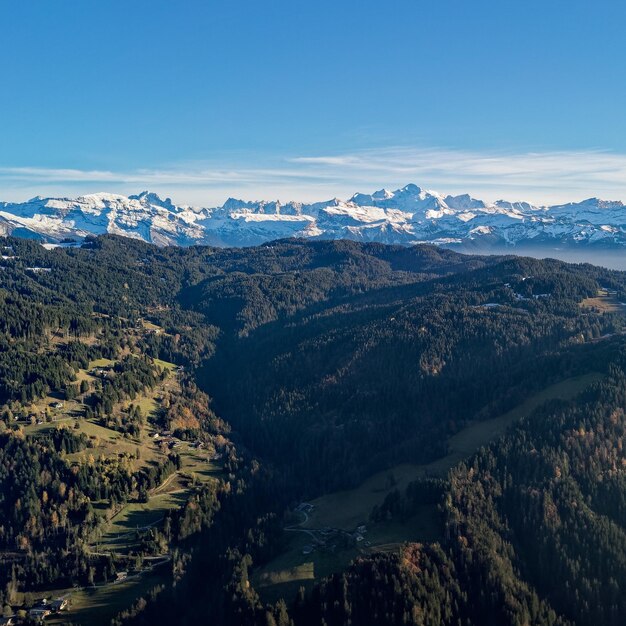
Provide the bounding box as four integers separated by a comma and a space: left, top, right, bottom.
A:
2, 146, 626, 206
290, 147, 626, 197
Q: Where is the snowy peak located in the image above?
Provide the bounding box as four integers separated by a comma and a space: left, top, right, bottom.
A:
565, 197, 623, 209
129, 191, 177, 211
550, 197, 625, 214
349, 184, 448, 214
1, 185, 626, 249
444, 194, 487, 210
371, 188, 394, 200
220, 198, 285, 215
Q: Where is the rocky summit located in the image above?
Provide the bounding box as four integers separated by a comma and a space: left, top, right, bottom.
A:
2, 184, 626, 248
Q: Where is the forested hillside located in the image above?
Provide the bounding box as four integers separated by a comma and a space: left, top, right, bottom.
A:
287, 352, 626, 626
203, 254, 616, 492
0, 235, 624, 625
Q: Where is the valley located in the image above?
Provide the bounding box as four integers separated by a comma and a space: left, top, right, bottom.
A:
5, 3, 624, 624
0, 235, 624, 626
253, 371, 603, 601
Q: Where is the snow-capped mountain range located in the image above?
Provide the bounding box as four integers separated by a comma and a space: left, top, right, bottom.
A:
1, 184, 626, 249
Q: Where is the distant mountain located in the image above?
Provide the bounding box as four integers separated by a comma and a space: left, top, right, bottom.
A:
2, 184, 626, 248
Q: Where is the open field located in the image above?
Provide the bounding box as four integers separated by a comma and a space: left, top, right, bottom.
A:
74, 358, 115, 387
25, 414, 76, 434
254, 372, 603, 601
65, 419, 164, 470
10, 331, 198, 620
120, 356, 177, 418
93, 446, 220, 552
23, 359, 121, 428
41, 358, 177, 470
99, 450, 220, 551
258, 560, 315, 587
75, 368, 95, 383
90, 436, 222, 551
424, 371, 603, 473
302, 371, 602, 531
254, 553, 316, 604
98, 490, 188, 549
139, 319, 174, 338
153, 357, 177, 371
45, 569, 168, 626
90, 357, 117, 368
141, 319, 163, 333
178, 446, 222, 482
580, 289, 626, 313
131, 393, 159, 418
253, 504, 442, 604
26, 394, 85, 424
21, 352, 220, 557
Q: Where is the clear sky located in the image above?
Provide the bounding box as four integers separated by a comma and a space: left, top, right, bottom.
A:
1, 0, 625, 205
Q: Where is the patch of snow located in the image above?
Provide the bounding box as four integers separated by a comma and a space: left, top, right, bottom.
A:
0, 185, 625, 248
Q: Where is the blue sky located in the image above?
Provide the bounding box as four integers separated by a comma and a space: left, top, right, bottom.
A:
1, 0, 625, 205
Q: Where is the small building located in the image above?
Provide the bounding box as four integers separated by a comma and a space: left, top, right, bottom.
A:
116, 571, 128, 582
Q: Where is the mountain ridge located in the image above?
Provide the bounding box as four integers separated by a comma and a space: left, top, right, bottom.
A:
2, 183, 626, 248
